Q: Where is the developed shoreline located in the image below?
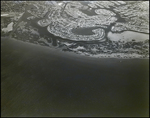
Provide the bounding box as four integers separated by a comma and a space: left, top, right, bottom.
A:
1, 37, 149, 59
1, 1, 149, 116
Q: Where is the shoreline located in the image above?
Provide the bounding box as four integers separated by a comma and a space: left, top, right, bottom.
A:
1, 37, 149, 59
1, 37, 149, 117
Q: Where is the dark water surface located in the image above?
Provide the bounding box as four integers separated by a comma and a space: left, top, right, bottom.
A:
1, 38, 149, 117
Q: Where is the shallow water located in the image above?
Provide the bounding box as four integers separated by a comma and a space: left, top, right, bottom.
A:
107, 31, 149, 42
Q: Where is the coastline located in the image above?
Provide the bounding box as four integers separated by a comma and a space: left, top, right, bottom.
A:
1, 37, 149, 59
1, 37, 149, 117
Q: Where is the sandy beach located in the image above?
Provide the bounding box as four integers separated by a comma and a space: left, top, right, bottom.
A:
1, 37, 149, 117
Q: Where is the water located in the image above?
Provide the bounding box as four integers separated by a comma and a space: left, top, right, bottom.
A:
1, 38, 149, 117
1, 1, 149, 117
1, 1, 148, 58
